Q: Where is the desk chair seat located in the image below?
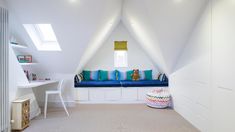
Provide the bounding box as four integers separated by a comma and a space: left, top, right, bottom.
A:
44, 80, 69, 118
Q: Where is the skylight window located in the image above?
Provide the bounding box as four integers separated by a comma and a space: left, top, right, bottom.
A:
35, 24, 57, 42
23, 24, 61, 51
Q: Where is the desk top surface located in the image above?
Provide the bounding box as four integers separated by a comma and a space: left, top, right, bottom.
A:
18, 80, 59, 89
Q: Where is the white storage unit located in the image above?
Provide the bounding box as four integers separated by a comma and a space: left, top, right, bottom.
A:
89, 88, 106, 101
104, 88, 121, 101
74, 88, 89, 101
89, 88, 122, 101
121, 88, 138, 101
74, 87, 168, 103
11, 99, 30, 131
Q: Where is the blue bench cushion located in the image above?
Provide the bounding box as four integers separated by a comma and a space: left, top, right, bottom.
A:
75, 80, 168, 87
75, 80, 121, 87
120, 80, 168, 87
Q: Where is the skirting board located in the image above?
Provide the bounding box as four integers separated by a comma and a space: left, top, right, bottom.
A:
75, 100, 146, 104
38, 101, 146, 106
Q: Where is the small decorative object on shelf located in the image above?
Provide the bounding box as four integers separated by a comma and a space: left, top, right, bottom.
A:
18, 55, 25, 63
10, 41, 19, 45
17, 55, 32, 63
24, 70, 30, 80
45, 78, 51, 80
10, 36, 18, 45
24, 55, 32, 63
30, 73, 37, 81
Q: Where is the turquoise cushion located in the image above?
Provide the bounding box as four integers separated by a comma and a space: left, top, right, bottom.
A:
126, 70, 133, 80
83, 70, 90, 81
99, 70, 108, 81
144, 70, 152, 80
99, 70, 117, 81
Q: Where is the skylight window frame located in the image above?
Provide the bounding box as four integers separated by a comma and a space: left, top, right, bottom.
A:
23, 24, 61, 51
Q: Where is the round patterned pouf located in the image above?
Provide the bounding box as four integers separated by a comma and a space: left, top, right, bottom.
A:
146, 89, 171, 109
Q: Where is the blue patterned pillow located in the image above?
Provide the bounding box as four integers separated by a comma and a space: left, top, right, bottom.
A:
90, 71, 99, 80
118, 71, 127, 80
107, 71, 117, 80
139, 71, 145, 80
158, 73, 168, 82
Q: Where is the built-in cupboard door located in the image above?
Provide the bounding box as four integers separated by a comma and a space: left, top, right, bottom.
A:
212, 0, 235, 131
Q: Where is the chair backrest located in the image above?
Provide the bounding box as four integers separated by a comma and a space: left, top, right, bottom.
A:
57, 80, 64, 92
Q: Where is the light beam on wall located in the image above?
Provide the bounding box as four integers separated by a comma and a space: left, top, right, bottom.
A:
75, 18, 120, 73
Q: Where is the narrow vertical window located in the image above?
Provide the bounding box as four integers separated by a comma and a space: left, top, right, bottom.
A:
114, 41, 128, 67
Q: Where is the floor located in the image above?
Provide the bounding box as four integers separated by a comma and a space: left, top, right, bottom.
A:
24, 104, 199, 132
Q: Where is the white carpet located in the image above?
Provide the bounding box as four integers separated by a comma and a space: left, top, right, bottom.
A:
23, 104, 199, 132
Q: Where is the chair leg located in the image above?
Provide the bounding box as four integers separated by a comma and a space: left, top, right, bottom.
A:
59, 94, 69, 116
44, 93, 48, 118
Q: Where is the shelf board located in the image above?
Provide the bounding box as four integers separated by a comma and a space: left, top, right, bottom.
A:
19, 63, 37, 66
11, 44, 28, 49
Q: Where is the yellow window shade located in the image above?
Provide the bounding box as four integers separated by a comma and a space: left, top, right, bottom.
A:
114, 41, 128, 50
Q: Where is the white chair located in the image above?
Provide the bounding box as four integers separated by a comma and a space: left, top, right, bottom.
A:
44, 80, 69, 118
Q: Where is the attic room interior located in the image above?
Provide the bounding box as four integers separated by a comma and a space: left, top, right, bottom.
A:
0, 0, 235, 132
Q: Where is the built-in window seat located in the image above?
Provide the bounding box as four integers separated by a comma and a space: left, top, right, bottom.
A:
74, 75, 168, 103
74, 70, 169, 103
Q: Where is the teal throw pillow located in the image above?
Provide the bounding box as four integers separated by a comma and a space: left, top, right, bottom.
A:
144, 70, 152, 80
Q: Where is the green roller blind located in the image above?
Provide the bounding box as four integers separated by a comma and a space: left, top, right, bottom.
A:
114, 41, 127, 50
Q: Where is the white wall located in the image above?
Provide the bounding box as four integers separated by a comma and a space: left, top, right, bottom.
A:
212, 0, 235, 131
171, 0, 235, 131
85, 22, 160, 78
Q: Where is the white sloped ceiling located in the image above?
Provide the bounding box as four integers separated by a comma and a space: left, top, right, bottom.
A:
7, 0, 123, 73
6, 0, 207, 74
122, 0, 207, 74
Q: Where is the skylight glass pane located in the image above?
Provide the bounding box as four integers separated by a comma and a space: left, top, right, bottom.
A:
36, 24, 57, 42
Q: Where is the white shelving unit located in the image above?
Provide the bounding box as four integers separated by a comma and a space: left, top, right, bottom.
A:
10, 43, 56, 87
10, 43, 37, 66
11, 44, 27, 49
20, 63, 38, 66
9, 41, 55, 119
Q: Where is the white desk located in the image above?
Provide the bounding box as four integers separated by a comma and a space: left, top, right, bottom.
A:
18, 80, 58, 89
